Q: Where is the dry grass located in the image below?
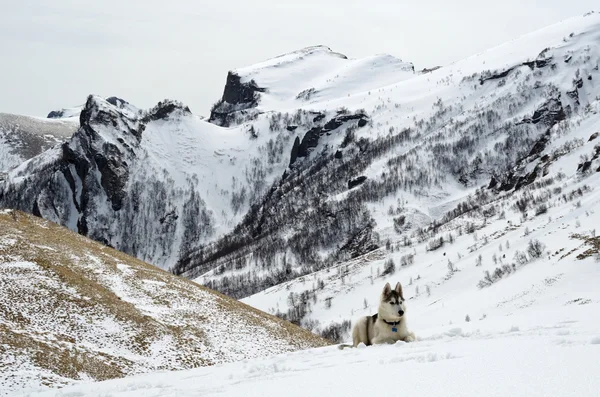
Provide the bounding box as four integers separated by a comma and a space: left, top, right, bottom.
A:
0, 210, 329, 393
570, 233, 600, 260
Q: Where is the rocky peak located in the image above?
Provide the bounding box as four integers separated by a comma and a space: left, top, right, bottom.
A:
143, 99, 192, 122
79, 95, 143, 143
63, 95, 144, 214
209, 72, 266, 126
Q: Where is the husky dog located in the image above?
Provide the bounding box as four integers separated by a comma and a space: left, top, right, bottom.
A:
339, 282, 415, 349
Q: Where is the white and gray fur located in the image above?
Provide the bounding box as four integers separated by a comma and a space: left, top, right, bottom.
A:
340, 282, 415, 349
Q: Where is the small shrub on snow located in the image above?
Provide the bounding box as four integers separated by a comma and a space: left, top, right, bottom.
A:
400, 253, 414, 267
535, 203, 548, 216
426, 236, 444, 251
476, 254, 483, 267
381, 258, 396, 276
478, 240, 545, 288
527, 239, 546, 259
477, 263, 516, 288
514, 250, 528, 266
320, 320, 351, 343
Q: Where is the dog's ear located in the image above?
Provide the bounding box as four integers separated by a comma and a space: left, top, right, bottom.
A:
395, 282, 404, 300
382, 282, 392, 296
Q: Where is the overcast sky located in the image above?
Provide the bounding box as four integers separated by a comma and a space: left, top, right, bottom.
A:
0, 1, 596, 117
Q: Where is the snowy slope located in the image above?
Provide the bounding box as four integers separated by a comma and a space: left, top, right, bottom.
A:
0, 94, 309, 268
190, 11, 600, 304
4, 10, 600, 397
236, 45, 415, 110
242, 167, 600, 332
0, 113, 77, 172
19, 255, 600, 396
0, 210, 328, 396
2, 11, 600, 326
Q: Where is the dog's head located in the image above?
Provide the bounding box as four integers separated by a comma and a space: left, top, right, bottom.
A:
378, 282, 406, 321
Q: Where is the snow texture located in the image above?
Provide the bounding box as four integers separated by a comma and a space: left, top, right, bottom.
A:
19, 294, 600, 397
3, 11, 600, 397
0, 211, 326, 396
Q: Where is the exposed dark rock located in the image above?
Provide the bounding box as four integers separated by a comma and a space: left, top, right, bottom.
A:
106, 96, 129, 107
2, 95, 144, 244
566, 89, 579, 104
542, 164, 550, 176
358, 119, 368, 128
334, 150, 343, 159
209, 72, 266, 126
480, 57, 552, 85
496, 172, 519, 192
579, 160, 593, 173
522, 98, 565, 127
312, 113, 326, 123
297, 127, 322, 158
144, 100, 191, 122
567, 78, 584, 105
480, 67, 515, 85
514, 167, 539, 191
47, 110, 65, 119
322, 114, 367, 132
588, 75, 593, 81
336, 225, 379, 260
296, 114, 369, 159
289, 136, 300, 167
540, 154, 550, 162
348, 176, 367, 189
93, 143, 129, 211
528, 132, 550, 157
488, 176, 498, 189
286, 125, 298, 132
522, 58, 552, 70
589, 132, 599, 141
223, 72, 265, 106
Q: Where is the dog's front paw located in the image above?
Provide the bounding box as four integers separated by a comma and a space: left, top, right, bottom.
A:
403, 332, 416, 342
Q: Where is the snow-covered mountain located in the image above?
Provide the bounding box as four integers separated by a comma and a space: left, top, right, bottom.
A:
1, 9, 600, 343
0, 210, 327, 396
2, 10, 600, 397
209, 45, 415, 126
0, 113, 77, 172
0, 94, 291, 268
0, 47, 408, 270
188, 11, 600, 305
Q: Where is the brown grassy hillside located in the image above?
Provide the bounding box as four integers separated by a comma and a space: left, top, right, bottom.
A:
0, 210, 329, 395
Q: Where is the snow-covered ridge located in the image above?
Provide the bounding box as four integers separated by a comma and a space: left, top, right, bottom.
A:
0, 210, 328, 395
1, 93, 305, 268
193, 11, 600, 313
2, 11, 600, 323
2, 11, 600, 397
210, 45, 415, 125
0, 113, 77, 172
